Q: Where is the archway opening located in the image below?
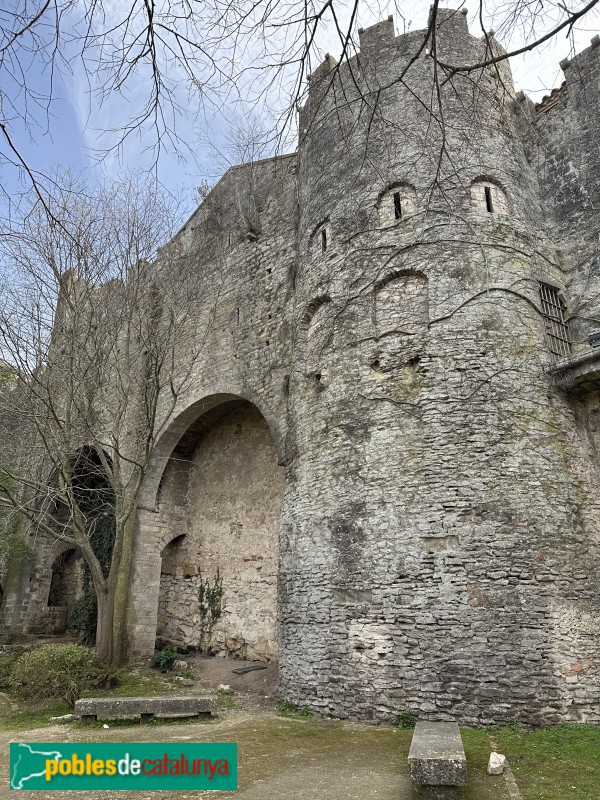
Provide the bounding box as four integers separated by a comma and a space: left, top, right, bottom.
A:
48, 549, 82, 608
45, 548, 83, 634
35, 447, 115, 640
155, 399, 284, 661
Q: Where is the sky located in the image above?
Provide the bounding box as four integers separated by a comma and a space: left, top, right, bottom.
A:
1, 0, 598, 220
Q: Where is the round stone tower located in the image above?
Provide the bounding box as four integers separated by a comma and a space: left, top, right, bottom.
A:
279, 9, 600, 725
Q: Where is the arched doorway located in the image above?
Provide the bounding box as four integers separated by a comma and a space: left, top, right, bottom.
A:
152, 399, 284, 660
46, 549, 83, 633
48, 549, 82, 608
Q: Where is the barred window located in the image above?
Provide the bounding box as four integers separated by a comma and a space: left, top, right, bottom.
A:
539, 282, 571, 359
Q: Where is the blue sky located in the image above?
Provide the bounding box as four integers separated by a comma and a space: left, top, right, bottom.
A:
1, 0, 598, 221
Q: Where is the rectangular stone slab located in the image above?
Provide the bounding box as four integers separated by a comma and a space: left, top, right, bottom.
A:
408, 722, 467, 787
74, 696, 216, 720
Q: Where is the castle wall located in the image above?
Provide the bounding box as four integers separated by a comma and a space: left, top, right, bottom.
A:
277, 11, 600, 724
533, 37, 600, 351
124, 154, 297, 658
2, 8, 599, 728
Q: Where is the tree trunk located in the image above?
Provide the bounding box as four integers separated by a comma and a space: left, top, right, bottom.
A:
110, 513, 137, 666
94, 588, 115, 664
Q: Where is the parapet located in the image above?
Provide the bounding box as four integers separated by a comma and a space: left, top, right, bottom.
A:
533, 33, 600, 119
306, 7, 512, 105
559, 33, 600, 82
357, 15, 396, 52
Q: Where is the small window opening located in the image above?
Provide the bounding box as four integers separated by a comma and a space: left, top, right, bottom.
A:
236, 308, 240, 324
539, 282, 571, 359
321, 228, 327, 252
484, 186, 494, 213
393, 192, 402, 220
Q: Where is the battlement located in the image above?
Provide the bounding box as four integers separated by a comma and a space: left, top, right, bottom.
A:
306, 7, 511, 108
559, 33, 600, 76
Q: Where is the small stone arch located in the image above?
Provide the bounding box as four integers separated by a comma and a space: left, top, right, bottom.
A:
372, 269, 429, 371
21, 446, 115, 637
470, 176, 509, 216
374, 269, 429, 337
377, 182, 417, 224
300, 295, 332, 336
300, 295, 333, 372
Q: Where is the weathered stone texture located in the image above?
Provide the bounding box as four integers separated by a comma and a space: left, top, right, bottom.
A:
156, 403, 283, 659
3, 9, 600, 727
408, 721, 467, 786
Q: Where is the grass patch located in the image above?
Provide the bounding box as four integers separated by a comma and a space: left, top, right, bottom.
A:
233, 716, 407, 789
81, 667, 182, 698
0, 699, 72, 730
395, 710, 416, 729
496, 723, 600, 800
461, 729, 509, 800
277, 699, 313, 718
216, 687, 235, 710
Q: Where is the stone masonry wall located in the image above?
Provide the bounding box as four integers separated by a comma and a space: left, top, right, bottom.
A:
3, 8, 599, 728
156, 403, 283, 660
278, 9, 600, 725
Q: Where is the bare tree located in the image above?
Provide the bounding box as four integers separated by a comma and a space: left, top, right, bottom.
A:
1, 0, 598, 211
0, 171, 209, 664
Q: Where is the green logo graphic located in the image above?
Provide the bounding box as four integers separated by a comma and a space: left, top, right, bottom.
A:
10, 742, 237, 790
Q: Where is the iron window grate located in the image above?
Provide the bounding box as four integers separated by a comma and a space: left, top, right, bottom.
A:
539, 282, 571, 359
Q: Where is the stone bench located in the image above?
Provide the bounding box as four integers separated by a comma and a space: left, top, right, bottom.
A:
408, 721, 467, 799
74, 696, 216, 724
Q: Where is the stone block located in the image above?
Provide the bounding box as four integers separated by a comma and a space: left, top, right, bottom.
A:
408, 722, 467, 787
487, 752, 506, 775
75, 696, 216, 722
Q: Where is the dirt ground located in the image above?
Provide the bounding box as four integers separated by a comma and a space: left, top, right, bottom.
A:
0, 654, 511, 800
185, 652, 279, 710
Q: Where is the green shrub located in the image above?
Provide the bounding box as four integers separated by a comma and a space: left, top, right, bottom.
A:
150, 644, 177, 673
9, 644, 98, 707
67, 591, 97, 644
395, 710, 417, 729
0, 653, 20, 691
277, 699, 313, 717
277, 699, 297, 716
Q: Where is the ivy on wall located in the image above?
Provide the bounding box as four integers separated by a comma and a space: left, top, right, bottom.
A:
198, 568, 223, 641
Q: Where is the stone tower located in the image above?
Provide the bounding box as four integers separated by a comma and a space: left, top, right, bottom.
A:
275, 9, 600, 725
3, 9, 599, 726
